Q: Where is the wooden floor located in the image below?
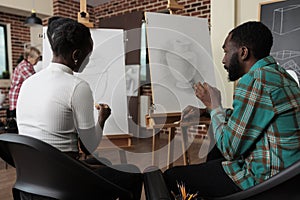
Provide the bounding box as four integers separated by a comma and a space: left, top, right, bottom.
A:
0, 130, 208, 200
0, 164, 15, 200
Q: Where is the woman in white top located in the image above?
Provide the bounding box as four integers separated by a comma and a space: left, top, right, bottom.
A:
17, 17, 142, 200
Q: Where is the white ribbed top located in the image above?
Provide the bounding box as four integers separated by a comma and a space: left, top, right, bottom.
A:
17, 63, 95, 152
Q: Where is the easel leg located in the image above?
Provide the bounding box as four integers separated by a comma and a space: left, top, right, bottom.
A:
152, 128, 160, 166
119, 150, 127, 164
167, 127, 176, 169
181, 126, 190, 165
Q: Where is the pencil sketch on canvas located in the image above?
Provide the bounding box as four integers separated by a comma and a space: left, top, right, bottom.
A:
145, 12, 216, 113
125, 64, 140, 96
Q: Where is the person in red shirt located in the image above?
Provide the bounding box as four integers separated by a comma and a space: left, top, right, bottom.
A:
8, 46, 41, 118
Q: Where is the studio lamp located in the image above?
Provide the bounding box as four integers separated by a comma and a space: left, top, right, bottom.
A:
24, 9, 42, 27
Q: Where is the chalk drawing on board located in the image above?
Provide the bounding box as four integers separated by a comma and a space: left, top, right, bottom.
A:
145, 12, 216, 113
43, 28, 129, 135
271, 50, 300, 60
287, 69, 300, 86
269, 50, 300, 82
281, 59, 300, 80
260, 0, 300, 91
272, 4, 300, 35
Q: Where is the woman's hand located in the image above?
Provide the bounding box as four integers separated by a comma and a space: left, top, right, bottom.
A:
95, 103, 111, 129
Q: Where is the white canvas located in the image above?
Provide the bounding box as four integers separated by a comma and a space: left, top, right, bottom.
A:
42, 27, 51, 70
125, 64, 140, 96
145, 12, 216, 113
42, 28, 129, 135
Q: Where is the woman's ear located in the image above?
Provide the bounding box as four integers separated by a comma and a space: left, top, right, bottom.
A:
72, 49, 81, 62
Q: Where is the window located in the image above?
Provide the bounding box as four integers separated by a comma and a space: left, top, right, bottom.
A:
0, 24, 9, 78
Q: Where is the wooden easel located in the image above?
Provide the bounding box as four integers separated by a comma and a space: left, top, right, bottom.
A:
78, 0, 94, 28
146, 110, 210, 169
167, 0, 184, 14
144, 1, 212, 168
144, 0, 192, 169
146, 112, 181, 168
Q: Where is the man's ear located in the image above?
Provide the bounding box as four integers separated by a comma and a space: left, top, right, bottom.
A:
240, 46, 249, 61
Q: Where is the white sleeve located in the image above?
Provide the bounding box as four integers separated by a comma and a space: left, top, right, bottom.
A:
72, 81, 95, 129
72, 81, 102, 152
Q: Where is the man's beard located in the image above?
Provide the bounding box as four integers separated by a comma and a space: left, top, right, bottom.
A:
227, 53, 244, 81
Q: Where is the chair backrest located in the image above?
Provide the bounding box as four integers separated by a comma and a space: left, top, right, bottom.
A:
0, 133, 133, 200
143, 166, 172, 200
0, 133, 15, 167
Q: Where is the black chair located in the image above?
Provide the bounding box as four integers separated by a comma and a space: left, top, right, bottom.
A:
143, 160, 300, 200
0, 133, 133, 200
143, 166, 172, 200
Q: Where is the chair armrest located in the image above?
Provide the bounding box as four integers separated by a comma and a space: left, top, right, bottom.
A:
143, 166, 172, 200
211, 160, 300, 200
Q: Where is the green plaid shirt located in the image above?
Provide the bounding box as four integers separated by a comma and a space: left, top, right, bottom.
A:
210, 56, 300, 190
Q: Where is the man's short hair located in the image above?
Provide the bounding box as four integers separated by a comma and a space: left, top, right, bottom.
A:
229, 21, 273, 60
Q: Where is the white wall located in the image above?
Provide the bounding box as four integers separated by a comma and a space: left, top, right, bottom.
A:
211, 0, 236, 108
211, 0, 271, 108
30, 27, 43, 53
0, 0, 52, 87
0, 0, 53, 54
0, 0, 52, 17
236, 0, 272, 24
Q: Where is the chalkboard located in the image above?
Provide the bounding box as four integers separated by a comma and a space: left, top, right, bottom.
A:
260, 0, 300, 83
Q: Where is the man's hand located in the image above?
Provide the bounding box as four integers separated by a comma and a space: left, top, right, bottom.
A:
194, 82, 222, 110
181, 105, 201, 122
95, 103, 111, 129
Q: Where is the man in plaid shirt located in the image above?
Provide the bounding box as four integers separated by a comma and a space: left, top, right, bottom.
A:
9, 47, 40, 117
164, 21, 300, 198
